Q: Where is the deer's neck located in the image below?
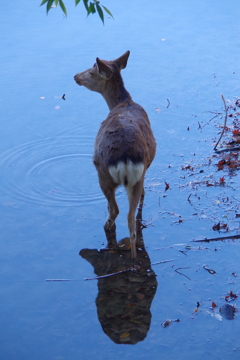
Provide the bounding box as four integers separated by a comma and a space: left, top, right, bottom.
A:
102, 77, 132, 110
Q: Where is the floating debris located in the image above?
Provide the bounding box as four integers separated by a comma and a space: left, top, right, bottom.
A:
225, 290, 238, 302
203, 265, 216, 275
161, 319, 180, 328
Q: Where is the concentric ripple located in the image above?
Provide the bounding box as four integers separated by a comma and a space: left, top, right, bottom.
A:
0, 136, 104, 207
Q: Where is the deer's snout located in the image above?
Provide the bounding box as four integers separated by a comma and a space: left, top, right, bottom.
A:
74, 74, 82, 85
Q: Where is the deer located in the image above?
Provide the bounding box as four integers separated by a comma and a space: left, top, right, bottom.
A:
74, 51, 156, 258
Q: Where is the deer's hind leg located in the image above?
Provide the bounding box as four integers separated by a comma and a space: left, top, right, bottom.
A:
97, 171, 119, 230
127, 177, 144, 258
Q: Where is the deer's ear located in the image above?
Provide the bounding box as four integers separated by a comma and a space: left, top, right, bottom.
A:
96, 58, 113, 80
115, 51, 130, 71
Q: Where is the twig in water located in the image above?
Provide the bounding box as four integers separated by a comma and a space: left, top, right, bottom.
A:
84, 259, 175, 281
187, 194, 192, 205
214, 146, 240, 153
200, 113, 221, 129
214, 94, 228, 150
167, 99, 170, 108
192, 234, 240, 243
85, 269, 130, 281
179, 250, 187, 256
46, 279, 71, 281
151, 259, 175, 266
175, 267, 191, 281
203, 265, 216, 275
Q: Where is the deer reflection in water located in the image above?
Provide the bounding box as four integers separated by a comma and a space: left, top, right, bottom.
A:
80, 196, 158, 345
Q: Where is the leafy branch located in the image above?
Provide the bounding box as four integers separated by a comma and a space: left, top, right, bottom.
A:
40, 0, 113, 24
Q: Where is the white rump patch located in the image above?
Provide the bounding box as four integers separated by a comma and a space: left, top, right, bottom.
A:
108, 160, 144, 189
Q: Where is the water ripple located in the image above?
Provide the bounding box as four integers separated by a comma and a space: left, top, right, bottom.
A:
0, 136, 104, 207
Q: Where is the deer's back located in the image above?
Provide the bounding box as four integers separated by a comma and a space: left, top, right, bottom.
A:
93, 101, 156, 170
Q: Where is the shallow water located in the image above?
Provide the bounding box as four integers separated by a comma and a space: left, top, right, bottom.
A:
1, 1, 240, 359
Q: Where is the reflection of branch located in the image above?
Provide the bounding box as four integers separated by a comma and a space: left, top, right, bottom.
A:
175, 267, 191, 281
192, 234, 240, 243
214, 94, 228, 150
84, 259, 175, 281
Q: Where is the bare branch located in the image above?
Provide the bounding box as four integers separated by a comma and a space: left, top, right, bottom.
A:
214, 94, 228, 150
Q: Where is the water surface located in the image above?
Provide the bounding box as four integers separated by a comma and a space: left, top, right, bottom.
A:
0, 1, 240, 359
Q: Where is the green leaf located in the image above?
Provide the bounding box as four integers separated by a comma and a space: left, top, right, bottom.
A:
40, 0, 113, 23
89, 2, 96, 14
83, 0, 89, 12
96, 3, 104, 23
59, 0, 67, 16
102, 5, 113, 18
47, 0, 55, 13
40, 0, 48, 6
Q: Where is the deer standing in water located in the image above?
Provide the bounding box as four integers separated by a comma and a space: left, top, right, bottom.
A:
74, 51, 156, 258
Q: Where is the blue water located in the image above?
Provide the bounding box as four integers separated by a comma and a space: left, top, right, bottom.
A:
1, 1, 240, 359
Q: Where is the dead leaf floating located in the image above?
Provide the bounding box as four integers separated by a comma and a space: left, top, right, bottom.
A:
212, 301, 217, 309
164, 181, 170, 192
212, 222, 228, 231
225, 290, 238, 302
219, 176, 225, 184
